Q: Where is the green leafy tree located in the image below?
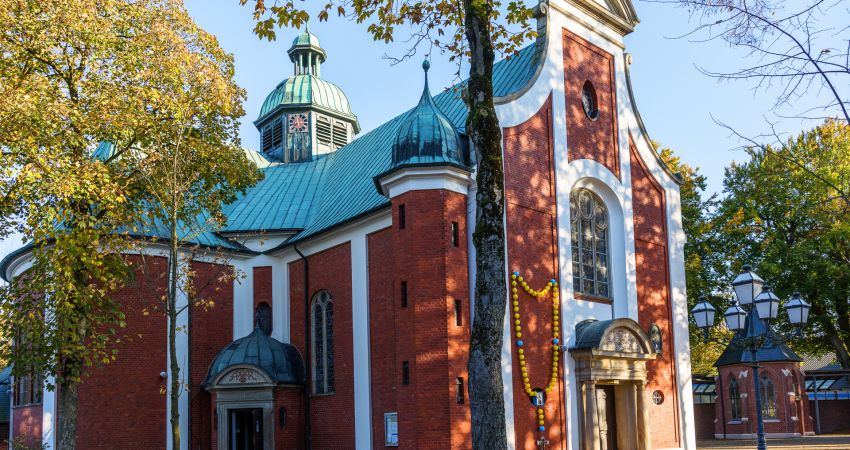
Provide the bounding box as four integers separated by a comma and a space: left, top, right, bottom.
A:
239, 1, 536, 447
656, 144, 727, 375
0, 1, 258, 448
713, 120, 850, 367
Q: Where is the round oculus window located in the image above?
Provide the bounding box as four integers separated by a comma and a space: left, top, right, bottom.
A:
651, 390, 665, 405
581, 81, 599, 121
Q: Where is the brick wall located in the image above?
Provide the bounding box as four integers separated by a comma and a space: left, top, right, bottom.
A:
381, 189, 471, 450
694, 403, 716, 440
275, 388, 304, 448
716, 362, 813, 437
189, 261, 234, 450
630, 141, 680, 448
11, 405, 41, 447
289, 244, 355, 449
75, 255, 168, 450
254, 266, 273, 327
563, 29, 619, 178
815, 399, 850, 434
503, 96, 567, 450
368, 228, 399, 447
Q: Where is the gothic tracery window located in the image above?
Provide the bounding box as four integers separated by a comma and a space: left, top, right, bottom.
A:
729, 378, 741, 420
570, 189, 610, 298
311, 291, 334, 394
760, 375, 777, 419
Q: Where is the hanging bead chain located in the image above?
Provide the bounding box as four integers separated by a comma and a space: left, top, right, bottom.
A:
511, 271, 561, 433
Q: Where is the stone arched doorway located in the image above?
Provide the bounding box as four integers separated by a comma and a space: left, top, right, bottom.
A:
204, 327, 306, 450
570, 318, 656, 450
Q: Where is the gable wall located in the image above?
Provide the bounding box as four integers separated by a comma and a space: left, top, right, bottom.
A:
503, 96, 568, 449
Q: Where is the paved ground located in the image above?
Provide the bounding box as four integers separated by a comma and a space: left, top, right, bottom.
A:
698, 435, 850, 449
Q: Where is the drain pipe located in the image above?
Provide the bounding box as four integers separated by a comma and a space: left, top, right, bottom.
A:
294, 244, 312, 450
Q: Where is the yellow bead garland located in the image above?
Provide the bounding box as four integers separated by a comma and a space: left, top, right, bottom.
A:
511, 271, 562, 434
511, 271, 561, 398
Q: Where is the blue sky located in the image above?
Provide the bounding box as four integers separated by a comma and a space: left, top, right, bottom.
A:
0, 0, 840, 265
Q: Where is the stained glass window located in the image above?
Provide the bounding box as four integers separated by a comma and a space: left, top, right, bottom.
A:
729, 378, 741, 419
760, 375, 777, 419
311, 291, 334, 394
570, 189, 610, 298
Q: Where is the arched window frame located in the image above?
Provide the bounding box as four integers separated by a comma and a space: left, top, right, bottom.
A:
760, 375, 777, 419
729, 377, 741, 420
255, 302, 272, 336
569, 188, 611, 299
311, 291, 334, 395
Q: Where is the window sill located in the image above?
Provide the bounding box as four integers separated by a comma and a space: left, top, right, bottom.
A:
12, 403, 42, 409
574, 294, 613, 305
310, 392, 335, 398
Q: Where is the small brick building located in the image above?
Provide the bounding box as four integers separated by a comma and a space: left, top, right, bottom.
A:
712, 311, 814, 439
2, 1, 698, 449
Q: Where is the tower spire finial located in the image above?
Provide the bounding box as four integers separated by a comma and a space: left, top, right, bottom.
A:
418, 59, 432, 103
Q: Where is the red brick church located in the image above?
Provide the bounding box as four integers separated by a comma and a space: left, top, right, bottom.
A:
2, 0, 697, 449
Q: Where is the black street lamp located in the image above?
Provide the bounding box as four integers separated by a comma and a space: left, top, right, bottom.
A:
690, 265, 811, 450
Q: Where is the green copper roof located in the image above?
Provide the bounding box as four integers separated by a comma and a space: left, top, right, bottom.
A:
389, 61, 465, 170
204, 327, 306, 386
256, 75, 355, 123
291, 28, 322, 50
93, 141, 116, 161
219, 42, 537, 242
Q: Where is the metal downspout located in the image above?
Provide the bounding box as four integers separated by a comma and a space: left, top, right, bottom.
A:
718, 374, 727, 439
294, 244, 312, 450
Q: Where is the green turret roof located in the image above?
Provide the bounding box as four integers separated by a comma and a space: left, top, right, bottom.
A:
256, 75, 356, 126
204, 327, 306, 386
388, 60, 466, 170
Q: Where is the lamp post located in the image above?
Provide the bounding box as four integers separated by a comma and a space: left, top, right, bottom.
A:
691, 265, 811, 450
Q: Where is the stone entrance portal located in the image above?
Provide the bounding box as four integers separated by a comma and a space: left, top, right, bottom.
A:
570, 319, 657, 450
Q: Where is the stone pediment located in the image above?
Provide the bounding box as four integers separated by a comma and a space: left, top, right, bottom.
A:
564, 0, 640, 35
572, 318, 654, 356
210, 364, 276, 389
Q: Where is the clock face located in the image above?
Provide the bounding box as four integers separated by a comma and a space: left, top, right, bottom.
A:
288, 113, 309, 133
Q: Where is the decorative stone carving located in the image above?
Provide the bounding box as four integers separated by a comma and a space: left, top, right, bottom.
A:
220, 368, 263, 385
781, 368, 791, 377
600, 327, 642, 353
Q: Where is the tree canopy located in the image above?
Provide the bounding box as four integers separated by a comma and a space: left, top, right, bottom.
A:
0, 1, 258, 448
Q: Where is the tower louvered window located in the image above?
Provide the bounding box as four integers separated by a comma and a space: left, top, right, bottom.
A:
570, 188, 610, 298
317, 116, 332, 146
332, 122, 347, 149
272, 118, 284, 148
311, 291, 334, 394
261, 125, 273, 153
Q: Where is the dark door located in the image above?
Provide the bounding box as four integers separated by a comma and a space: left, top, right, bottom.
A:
229, 408, 264, 450
596, 386, 618, 450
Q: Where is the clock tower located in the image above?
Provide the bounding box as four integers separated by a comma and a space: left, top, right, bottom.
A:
254, 27, 360, 163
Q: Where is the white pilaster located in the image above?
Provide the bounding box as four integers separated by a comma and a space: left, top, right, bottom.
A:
166, 255, 190, 450
351, 234, 373, 450
233, 261, 254, 339
41, 377, 56, 449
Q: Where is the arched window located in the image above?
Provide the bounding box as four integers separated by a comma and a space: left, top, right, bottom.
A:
729, 378, 741, 420
760, 375, 777, 419
311, 291, 334, 394
255, 302, 272, 335
570, 189, 610, 298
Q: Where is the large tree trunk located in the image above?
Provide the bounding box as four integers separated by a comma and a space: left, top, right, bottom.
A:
463, 0, 509, 448
168, 225, 182, 450
57, 380, 78, 450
